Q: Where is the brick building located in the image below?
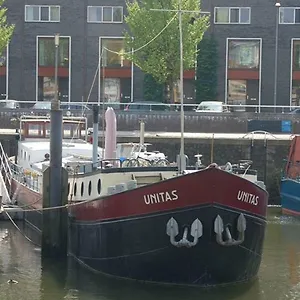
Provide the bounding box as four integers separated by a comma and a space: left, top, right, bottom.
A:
2, 0, 300, 109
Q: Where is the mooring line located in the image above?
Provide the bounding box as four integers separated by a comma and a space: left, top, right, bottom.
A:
3, 209, 40, 247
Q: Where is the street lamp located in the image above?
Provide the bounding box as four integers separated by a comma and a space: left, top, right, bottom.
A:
274, 2, 281, 112
53, 33, 60, 110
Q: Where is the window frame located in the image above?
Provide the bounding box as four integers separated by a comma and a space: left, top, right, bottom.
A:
214, 7, 251, 25
25, 5, 60, 23
279, 7, 300, 24
87, 6, 123, 23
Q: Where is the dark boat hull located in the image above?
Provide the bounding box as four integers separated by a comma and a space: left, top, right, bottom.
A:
68, 166, 268, 286
281, 178, 300, 216
69, 204, 265, 286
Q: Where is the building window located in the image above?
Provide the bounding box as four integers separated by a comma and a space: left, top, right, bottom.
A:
280, 7, 300, 24
228, 80, 247, 106
101, 39, 130, 67
87, 6, 123, 23
37, 36, 70, 101
25, 5, 60, 22
214, 7, 250, 24
104, 78, 121, 102
38, 37, 69, 67
293, 40, 300, 69
228, 40, 260, 69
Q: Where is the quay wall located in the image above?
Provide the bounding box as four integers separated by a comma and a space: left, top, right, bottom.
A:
1, 110, 300, 134
0, 131, 290, 205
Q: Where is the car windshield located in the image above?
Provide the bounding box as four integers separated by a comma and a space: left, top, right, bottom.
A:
33, 102, 51, 109
196, 103, 223, 112
61, 104, 89, 110
0, 101, 18, 108
128, 104, 151, 111
126, 102, 169, 111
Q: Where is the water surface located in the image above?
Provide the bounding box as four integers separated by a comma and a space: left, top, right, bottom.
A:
0, 210, 300, 300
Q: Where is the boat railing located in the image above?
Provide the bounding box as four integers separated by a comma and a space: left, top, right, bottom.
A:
66, 157, 174, 176
0, 142, 12, 190
9, 162, 41, 192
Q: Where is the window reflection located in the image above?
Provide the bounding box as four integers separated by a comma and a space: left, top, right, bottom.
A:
228, 40, 260, 69
292, 81, 300, 106
293, 41, 300, 70
38, 37, 69, 67
104, 78, 121, 102
102, 39, 130, 67
228, 80, 247, 106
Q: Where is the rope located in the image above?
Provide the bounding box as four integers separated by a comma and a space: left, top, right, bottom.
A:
1, 195, 103, 213
103, 13, 177, 56
3, 208, 40, 247
69, 48, 105, 143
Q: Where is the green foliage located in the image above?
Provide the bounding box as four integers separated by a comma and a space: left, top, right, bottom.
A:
124, 0, 209, 87
143, 73, 164, 102
195, 34, 218, 103
0, 0, 14, 54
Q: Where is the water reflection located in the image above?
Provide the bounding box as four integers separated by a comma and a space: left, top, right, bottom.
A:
2, 212, 300, 300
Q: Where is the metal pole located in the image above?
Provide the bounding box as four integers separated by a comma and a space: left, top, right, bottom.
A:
54, 34, 59, 110
179, 0, 186, 173
131, 38, 134, 103
273, 3, 280, 112
50, 33, 62, 208
92, 104, 99, 168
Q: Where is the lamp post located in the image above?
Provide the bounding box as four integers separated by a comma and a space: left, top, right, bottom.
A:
150, 1, 210, 173
274, 2, 281, 112
53, 33, 60, 109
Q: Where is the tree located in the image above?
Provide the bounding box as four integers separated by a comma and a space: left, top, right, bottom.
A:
143, 73, 164, 102
0, 0, 15, 54
195, 34, 218, 103
124, 0, 209, 103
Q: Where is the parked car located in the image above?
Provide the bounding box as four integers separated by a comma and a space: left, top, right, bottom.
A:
124, 101, 171, 112
0, 99, 20, 109
289, 108, 300, 114
31, 101, 90, 116
194, 101, 229, 113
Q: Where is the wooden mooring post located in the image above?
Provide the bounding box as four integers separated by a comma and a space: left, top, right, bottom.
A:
42, 166, 68, 258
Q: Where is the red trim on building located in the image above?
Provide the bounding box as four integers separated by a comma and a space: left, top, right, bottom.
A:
227, 69, 259, 80
99, 68, 195, 79
292, 71, 300, 80
100, 68, 132, 78
38, 67, 69, 77
183, 70, 195, 79
0, 66, 6, 76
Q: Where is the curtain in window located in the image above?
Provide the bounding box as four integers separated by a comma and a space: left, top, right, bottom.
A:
228, 41, 260, 69
104, 78, 120, 102
50, 7, 60, 21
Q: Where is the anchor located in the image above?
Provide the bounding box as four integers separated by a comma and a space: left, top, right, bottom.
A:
214, 214, 246, 246
166, 217, 203, 248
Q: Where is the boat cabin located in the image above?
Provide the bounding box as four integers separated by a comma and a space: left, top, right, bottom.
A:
15, 115, 95, 169
18, 115, 87, 140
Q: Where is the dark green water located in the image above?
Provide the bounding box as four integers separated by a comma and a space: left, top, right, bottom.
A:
1, 210, 300, 300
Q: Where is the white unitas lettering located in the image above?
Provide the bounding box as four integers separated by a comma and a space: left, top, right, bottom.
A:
144, 190, 178, 205
237, 190, 259, 206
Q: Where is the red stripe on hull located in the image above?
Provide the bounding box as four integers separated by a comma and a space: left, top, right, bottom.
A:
70, 167, 268, 221
282, 208, 300, 216
11, 180, 42, 209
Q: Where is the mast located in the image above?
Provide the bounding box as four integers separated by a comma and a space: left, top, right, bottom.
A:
151, 1, 210, 174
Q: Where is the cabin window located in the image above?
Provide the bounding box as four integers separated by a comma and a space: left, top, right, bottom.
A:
81, 182, 84, 197
20, 149, 23, 159
24, 151, 27, 160
97, 178, 101, 194
88, 181, 92, 196
28, 155, 31, 161
67, 183, 70, 195
74, 183, 77, 196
